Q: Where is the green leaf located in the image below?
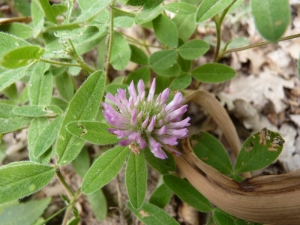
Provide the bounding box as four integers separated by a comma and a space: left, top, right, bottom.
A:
155, 75, 170, 94
38, 0, 56, 23
0, 198, 51, 225
55, 26, 99, 44
0, 46, 45, 69
145, 149, 175, 174
192, 63, 236, 83
51, 4, 68, 18
130, 45, 148, 65
197, 0, 232, 22
82, 146, 129, 194
13, 105, 62, 117
251, 0, 290, 42
127, 202, 179, 225
126, 151, 147, 209
14, 0, 31, 16
135, 5, 163, 25
105, 83, 128, 95
178, 39, 210, 60
33, 115, 64, 158
114, 16, 135, 28
234, 128, 284, 173
29, 63, 52, 106
127, 0, 163, 8
51, 97, 68, 111
75, 0, 111, 22
152, 64, 181, 77
0, 67, 28, 92
212, 208, 236, 225
163, 175, 212, 212
55, 72, 74, 102
126, 67, 151, 85
177, 55, 191, 72
164, 2, 197, 15
0, 23, 33, 39
110, 32, 131, 70
192, 132, 233, 175
212, 208, 260, 225
173, 14, 197, 41
72, 146, 90, 178
169, 74, 192, 91
66, 121, 119, 145
1, 83, 18, 100
0, 104, 32, 134
27, 117, 51, 164
31, 0, 44, 37
153, 15, 178, 48
87, 189, 107, 221
0, 162, 55, 204
149, 50, 177, 70
0, 32, 30, 58
149, 183, 172, 208
56, 71, 106, 166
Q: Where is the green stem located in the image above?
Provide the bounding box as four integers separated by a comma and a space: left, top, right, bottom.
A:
67, 39, 95, 74
221, 33, 300, 56
122, 31, 161, 49
61, 192, 82, 225
37, 204, 70, 225
56, 169, 74, 198
40, 58, 81, 68
105, 0, 116, 81
213, 0, 237, 62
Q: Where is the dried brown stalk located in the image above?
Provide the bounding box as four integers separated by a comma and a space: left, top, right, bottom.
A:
177, 90, 300, 225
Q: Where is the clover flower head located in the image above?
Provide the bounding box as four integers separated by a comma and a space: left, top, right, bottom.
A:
102, 79, 190, 159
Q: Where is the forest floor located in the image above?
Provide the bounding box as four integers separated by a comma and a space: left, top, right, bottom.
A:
1, 1, 300, 224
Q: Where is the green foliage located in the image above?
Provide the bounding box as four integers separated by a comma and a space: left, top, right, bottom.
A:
164, 2, 197, 15
56, 71, 106, 166
66, 121, 119, 145
153, 15, 178, 48
251, 0, 290, 42
82, 146, 129, 194
192, 132, 233, 175
127, 202, 179, 225
212, 208, 262, 225
177, 39, 210, 60
33, 115, 63, 158
0, 0, 293, 223
110, 32, 131, 70
149, 183, 172, 208
126, 151, 148, 209
72, 146, 90, 178
234, 128, 284, 173
0, 198, 51, 225
145, 149, 176, 174
192, 63, 236, 83
87, 189, 107, 221
149, 50, 177, 70
197, 0, 232, 22
0, 104, 32, 134
0, 46, 45, 69
0, 162, 55, 204
163, 175, 212, 212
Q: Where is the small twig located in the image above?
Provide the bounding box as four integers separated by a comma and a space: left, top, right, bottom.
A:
219, 33, 300, 57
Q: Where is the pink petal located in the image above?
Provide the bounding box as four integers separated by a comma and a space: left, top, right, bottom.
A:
166, 117, 191, 129
166, 92, 183, 112
147, 78, 156, 101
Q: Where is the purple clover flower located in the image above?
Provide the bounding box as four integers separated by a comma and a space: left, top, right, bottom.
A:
102, 79, 190, 159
